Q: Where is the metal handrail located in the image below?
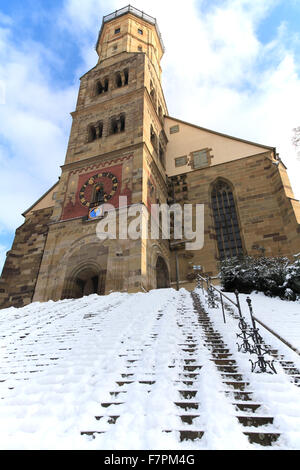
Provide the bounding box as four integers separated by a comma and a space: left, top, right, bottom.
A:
193, 271, 277, 374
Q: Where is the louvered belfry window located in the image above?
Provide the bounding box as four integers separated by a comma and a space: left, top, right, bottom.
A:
211, 180, 243, 260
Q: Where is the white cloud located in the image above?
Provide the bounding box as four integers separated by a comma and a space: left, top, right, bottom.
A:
0, 22, 78, 232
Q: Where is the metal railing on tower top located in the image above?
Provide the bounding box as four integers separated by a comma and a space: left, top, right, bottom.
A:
101, 5, 165, 52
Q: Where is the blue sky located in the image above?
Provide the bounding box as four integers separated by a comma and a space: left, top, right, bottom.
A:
1, 0, 300, 272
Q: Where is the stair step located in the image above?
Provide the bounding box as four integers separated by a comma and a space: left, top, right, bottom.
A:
183, 366, 202, 371
211, 348, 230, 353
243, 431, 280, 446
223, 381, 250, 391
211, 353, 234, 359
221, 373, 244, 381
234, 402, 262, 412
163, 430, 204, 441
178, 390, 198, 399
101, 402, 124, 408
224, 391, 253, 401
212, 359, 236, 366
94, 415, 120, 424
237, 415, 274, 427
81, 431, 105, 437
179, 373, 200, 379
217, 366, 239, 373
109, 391, 127, 397
179, 414, 200, 424
174, 402, 200, 410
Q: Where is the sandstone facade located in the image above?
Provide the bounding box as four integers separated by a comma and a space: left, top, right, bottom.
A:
1, 6, 299, 308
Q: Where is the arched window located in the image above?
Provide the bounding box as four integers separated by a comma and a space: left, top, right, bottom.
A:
150, 125, 157, 147
97, 121, 103, 138
110, 114, 125, 135
156, 256, 170, 289
96, 78, 109, 95
120, 113, 125, 132
87, 124, 97, 142
124, 69, 129, 86
111, 117, 118, 134
115, 72, 122, 88
150, 80, 156, 104
211, 180, 243, 260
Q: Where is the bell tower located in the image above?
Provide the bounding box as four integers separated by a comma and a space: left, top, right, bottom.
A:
31, 5, 170, 302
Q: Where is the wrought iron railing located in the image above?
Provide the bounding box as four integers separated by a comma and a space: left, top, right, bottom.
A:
194, 272, 277, 374
101, 5, 165, 52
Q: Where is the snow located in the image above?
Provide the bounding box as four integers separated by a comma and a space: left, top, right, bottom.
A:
0, 287, 299, 450
196, 287, 300, 449
221, 290, 300, 352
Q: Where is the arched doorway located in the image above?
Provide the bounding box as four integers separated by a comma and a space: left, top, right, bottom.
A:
62, 263, 106, 299
156, 256, 170, 289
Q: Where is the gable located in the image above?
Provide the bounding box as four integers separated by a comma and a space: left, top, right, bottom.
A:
165, 116, 274, 176
23, 182, 58, 218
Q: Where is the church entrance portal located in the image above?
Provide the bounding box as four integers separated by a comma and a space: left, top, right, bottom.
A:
62, 265, 106, 299
156, 256, 170, 289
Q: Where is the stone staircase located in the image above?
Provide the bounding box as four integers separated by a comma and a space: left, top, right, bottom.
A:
222, 299, 300, 387
80, 291, 282, 447
191, 292, 280, 446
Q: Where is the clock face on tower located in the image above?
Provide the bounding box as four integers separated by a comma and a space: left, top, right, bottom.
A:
79, 171, 119, 207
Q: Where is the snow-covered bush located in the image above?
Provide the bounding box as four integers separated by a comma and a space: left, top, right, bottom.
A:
285, 258, 300, 295
219, 256, 300, 300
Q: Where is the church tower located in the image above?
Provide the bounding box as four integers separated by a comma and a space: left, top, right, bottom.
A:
31, 6, 170, 301
1, 5, 299, 309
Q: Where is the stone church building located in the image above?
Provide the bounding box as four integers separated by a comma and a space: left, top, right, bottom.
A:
1, 5, 300, 309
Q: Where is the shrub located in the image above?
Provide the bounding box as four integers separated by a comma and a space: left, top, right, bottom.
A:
219, 255, 300, 300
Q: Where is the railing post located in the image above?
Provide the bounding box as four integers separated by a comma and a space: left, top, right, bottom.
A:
219, 293, 226, 323
235, 290, 252, 354
246, 297, 277, 374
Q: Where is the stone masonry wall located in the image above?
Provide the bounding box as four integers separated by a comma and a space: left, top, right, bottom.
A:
0, 207, 53, 309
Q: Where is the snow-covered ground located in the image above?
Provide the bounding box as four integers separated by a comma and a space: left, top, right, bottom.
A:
220, 290, 300, 352
196, 287, 300, 449
0, 288, 299, 450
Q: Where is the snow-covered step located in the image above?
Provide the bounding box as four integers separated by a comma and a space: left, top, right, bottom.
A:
243, 431, 280, 446
190, 291, 282, 447
162, 430, 205, 442
236, 415, 274, 427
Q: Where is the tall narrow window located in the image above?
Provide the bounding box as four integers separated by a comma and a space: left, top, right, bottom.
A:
211, 180, 243, 260
111, 117, 118, 134
88, 125, 97, 142
159, 143, 165, 167
110, 114, 125, 135
120, 114, 125, 132
96, 78, 109, 95
96, 81, 104, 95
124, 69, 129, 86
150, 125, 157, 147
97, 121, 103, 138
116, 72, 122, 88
